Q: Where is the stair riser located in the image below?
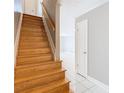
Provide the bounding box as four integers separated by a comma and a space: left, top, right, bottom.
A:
22, 23, 42, 27
22, 21, 42, 24
17, 54, 52, 58
17, 56, 52, 61
23, 17, 42, 20
21, 34, 46, 37
19, 43, 49, 49
21, 31, 45, 35
17, 57, 53, 65
44, 83, 69, 93
21, 26, 44, 32
15, 63, 61, 77
22, 24, 43, 27
22, 26, 42, 30
15, 62, 61, 70
21, 27, 44, 32
20, 37, 47, 42
19, 39, 48, 43
20, 34, 46, 37
23, 16, 42, 21
21, 33, 46, 37
22, 21, 43, 25
18, 49, 51, 56
23, 18, 42, 24
19, 46, 49, 49
19, 42, 48, 45
15, 72, 65, 93
21, 36, 46, 38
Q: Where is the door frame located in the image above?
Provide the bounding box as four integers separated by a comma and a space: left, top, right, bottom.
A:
75, 19, 88, 78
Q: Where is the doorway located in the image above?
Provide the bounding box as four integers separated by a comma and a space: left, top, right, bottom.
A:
76, 19, 88, 78
24, 0, 42, 16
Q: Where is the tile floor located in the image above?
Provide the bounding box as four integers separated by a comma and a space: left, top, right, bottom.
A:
61, 52, 109, 93
69, 74, 108, 93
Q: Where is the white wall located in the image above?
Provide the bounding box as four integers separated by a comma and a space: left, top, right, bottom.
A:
60, 0, 108, 53
60, 0, 109, 86
60, 3, 75, 54
76, 2, 109, 85
24, 0, 42, 17
14, 0, 24, 13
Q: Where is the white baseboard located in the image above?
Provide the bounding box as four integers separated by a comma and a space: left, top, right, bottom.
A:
87, 76, 109, 92
14, 13, 23, 65
42, 16, 55, 60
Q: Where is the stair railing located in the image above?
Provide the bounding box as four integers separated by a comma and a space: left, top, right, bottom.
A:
42, 3, 57, 61
42, 3, 55, 32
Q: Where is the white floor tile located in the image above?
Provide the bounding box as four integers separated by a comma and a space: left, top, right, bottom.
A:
61, 52, 108, 93
70, 80, 78, 85
73, 83, 88, 93
80, 79, 95, 88
75, 74, 86, 82
83, 90, 93, 93
89, 86, 108, 93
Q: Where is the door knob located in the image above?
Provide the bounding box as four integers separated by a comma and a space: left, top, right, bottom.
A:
83, 52, 87, 54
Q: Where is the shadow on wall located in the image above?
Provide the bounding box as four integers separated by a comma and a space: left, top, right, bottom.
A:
14, 0, 24, 42
42, 0, 57, 44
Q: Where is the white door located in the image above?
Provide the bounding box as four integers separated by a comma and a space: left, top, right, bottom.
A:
76, 20, 88, 78
24, 0, 37, 16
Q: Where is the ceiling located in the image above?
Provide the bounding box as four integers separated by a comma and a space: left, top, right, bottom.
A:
61, 0, 109, 17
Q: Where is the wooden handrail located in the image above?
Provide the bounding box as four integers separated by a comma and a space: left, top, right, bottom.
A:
42, 3, 55, 31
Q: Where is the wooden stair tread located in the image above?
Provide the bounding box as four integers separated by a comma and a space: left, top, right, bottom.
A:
20, 36, 47, 40
20, 39, 48, 43
22, 24, 43, 28
19, 42, 49, 49
21, 31, 45, 34
23, 16, 43, 21
16, 59, 54, 66
19, 79, 70, 93
21, 27, 44, 31
23, 19, 43, 22
19, 41, 48, 43
17, 53, 52, 57
22, 22, 42, 25
17, 55, 53, 64
20, 34, 46, 37
15, 61, 62, 69
15, 70, 65, 93
18, 48, 51, 55
22, 20, 43, 24
18, 48, 50, 51
15, 62, 61, 74
15, 69, 66, 83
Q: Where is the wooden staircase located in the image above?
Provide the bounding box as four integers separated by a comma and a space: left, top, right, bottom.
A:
15, 14, 71, 93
